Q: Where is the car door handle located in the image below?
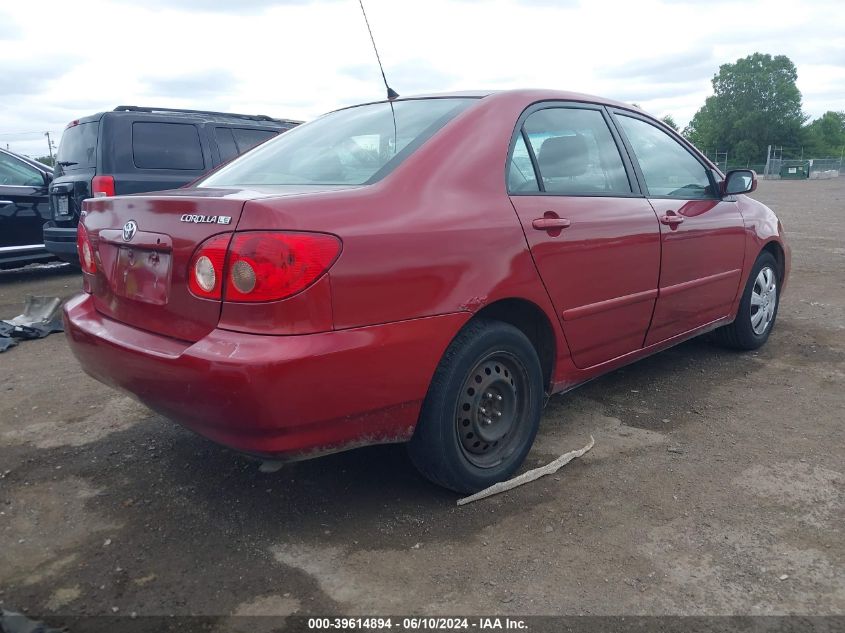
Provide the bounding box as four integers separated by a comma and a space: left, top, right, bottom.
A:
660, 211, 685, 226
532, 217, 571, 230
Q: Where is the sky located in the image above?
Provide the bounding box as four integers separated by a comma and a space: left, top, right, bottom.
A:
1, 0, 844, 159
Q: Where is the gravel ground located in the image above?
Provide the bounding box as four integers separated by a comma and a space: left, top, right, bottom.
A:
0, 179, 843, 627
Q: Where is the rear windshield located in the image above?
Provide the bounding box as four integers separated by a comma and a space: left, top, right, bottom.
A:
199, 98, 474, 187
56, 121, 98, 170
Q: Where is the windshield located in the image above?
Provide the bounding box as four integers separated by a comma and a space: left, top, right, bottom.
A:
56, 121, 98, 171
199, 98, 475, 187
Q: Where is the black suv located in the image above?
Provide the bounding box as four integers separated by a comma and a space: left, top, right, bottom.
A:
44, 106, 299, 263
0, 149, 55, 268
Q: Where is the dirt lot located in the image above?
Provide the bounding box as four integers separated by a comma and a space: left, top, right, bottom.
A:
0, 179, 843, 626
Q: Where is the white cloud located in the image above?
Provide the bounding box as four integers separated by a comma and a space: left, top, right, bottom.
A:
1, 0, 843, 158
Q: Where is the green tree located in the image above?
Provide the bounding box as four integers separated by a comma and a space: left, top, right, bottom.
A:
661, 114, 679, 132
35, 155, 55, 167
802, 111, 845, 157
682, 53, 806, 162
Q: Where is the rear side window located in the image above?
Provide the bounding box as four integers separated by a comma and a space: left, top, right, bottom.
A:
56, 121, 98, 170
132, 122, 205, 170
616, 115, 715, 199
522, 108, 631, 194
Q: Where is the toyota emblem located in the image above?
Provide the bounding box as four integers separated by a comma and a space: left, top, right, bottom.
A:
123, 220, 138, 242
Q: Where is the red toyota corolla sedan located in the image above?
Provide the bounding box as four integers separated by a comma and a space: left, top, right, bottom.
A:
64, 90, 790, 492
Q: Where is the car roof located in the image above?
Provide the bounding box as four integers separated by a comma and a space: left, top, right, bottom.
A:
64, 107, 302, 128
0, 147, 52, 172
336, 88, 643, 116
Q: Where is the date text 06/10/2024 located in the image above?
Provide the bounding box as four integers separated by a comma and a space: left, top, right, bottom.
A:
306, 617, 529, 630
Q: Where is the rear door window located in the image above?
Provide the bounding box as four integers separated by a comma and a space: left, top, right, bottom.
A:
508, 134, 539, 192
215, 127, 276, 163
215, 127, 238, 163
132, 122, 205, 170
521, 107, 631, 194
232, 128, 277, 153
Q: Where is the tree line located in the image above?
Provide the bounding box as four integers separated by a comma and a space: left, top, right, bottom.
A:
679, 53, 844, 164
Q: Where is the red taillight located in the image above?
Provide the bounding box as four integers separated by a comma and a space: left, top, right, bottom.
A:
92, 175, 115, 198
188, 234, 230, 300
188, 232, 341, 302
225, 232, 341, 302
77, 223, 97, 275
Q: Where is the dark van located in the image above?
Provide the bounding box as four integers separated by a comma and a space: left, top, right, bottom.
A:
44, 106, 299, 263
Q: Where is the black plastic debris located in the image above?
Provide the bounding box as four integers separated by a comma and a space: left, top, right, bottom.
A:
0, 608, 64, 633
0, 296, 64, 353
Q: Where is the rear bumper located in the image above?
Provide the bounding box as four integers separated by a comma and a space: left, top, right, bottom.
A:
43, 223, 80, 265
64, 293, 468, 459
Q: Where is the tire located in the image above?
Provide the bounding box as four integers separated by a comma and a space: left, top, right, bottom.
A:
713, 251, 780, 350
408, 318, 544, 493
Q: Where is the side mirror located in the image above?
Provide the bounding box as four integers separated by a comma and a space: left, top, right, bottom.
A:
723, 169, 757, 196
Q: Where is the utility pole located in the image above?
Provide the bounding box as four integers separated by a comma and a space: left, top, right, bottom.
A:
44, 131, 55, 164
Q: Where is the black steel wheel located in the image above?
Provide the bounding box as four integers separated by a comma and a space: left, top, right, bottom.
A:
408, 319, 544, 493
455, 352, 532, 469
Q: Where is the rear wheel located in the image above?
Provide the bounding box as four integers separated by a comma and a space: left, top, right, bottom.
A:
713, 252, 780, 350
408, 319, 543, 493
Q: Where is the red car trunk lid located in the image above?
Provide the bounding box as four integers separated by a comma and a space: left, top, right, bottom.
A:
82, 190, 251, 342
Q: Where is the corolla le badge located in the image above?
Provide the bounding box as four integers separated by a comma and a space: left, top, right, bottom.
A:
180, 214, 232, 225
122, 220, 138, 242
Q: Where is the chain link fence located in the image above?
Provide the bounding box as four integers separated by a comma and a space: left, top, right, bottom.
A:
763, 157, 843, 179
808, 158, 843, 179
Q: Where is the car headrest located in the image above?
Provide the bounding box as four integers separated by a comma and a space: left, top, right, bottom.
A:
537, 135, 588, 178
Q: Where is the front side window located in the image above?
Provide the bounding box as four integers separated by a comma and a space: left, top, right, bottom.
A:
199, 98, 474, 187
616, 115, 715, 199
132, 122, 205, 170
0, 153, 43, 187
521, 107, 631, 194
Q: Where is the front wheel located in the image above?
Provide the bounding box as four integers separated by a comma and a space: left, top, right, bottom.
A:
408, 319, 544, 493
713, 251, 780, 350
